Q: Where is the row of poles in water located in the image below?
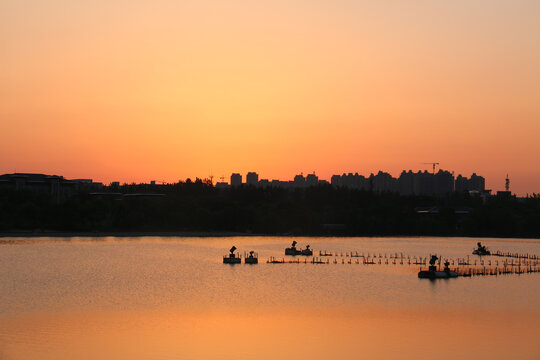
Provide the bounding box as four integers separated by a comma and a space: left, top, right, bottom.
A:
316, 250, 539, 260
265, 251, 540, 276
490, 250, 539, 260
266, 255, 540, 267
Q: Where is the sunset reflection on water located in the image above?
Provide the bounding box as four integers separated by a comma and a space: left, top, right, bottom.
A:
1, 308, 538, 360
0, 237, 539, 360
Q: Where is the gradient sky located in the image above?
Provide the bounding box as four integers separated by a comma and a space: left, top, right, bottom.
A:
1, 0, 539, 194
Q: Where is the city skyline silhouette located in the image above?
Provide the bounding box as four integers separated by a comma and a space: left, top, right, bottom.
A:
2, 2, 539, 196
3, 166, 531, 197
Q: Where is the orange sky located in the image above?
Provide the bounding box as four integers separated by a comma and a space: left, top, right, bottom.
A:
1, 1, 539, 194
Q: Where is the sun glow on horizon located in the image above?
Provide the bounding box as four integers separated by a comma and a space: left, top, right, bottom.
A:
1, 0, 539, 194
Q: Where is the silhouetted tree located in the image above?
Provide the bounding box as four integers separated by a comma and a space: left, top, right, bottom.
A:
0, 184, 539, 238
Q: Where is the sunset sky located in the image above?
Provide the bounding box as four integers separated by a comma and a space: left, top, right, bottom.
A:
1, 0, 539, 194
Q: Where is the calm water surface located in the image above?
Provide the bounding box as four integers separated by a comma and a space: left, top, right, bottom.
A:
1, 236, 539, 360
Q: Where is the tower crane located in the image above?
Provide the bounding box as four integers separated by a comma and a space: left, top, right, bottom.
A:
422, 162, 440, 174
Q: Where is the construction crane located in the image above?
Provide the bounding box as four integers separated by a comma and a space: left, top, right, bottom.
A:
422, 162, 440, 174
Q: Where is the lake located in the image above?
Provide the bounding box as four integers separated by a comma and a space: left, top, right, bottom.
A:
1, 236, 539, 360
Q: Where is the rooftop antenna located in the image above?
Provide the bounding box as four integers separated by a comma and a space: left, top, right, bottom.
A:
505, 174, 510, 192
422, 162, 440, 174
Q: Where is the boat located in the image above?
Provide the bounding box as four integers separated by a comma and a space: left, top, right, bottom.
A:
285, 241, 313, 256
285, 241, 302, 255
418, 256, 458, 279
472, 242, 491, 256
223, 246, 241, 264
301, 245, 313, 256
244, 250, 258, 264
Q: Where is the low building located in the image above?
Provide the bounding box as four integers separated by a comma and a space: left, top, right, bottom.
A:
0, 173, 103, 202
215, 182, 229, 189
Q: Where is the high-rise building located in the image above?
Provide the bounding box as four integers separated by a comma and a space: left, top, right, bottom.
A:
306, 173, 319, 186
246, 172, 259, 186
293, 174, 306, 188
330, 169, 485, 196
372, 171, 396, 192
434, 170, 454, 195
413, 171, 434, 195
455, 173, 485, 192
469, 173, 485, 191
331, 175, 342, 187
230, 173, 242, 187
398, 170, 414, 195
455, 174, 468, 192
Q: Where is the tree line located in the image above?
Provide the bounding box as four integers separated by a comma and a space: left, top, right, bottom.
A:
1, 180, 539, 238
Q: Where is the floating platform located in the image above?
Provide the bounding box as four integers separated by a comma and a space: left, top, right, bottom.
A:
472, 242, 491, 256
223, 255, 241, 264
473, 249, 491, 256
223, 245, 241, 264
244, 251, 258, 264
418, 268, 458, 279
301, 246, 313, 256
